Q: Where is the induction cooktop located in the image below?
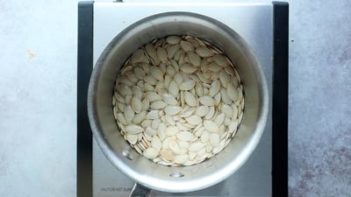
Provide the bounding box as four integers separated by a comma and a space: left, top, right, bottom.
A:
77, 1, 288, 196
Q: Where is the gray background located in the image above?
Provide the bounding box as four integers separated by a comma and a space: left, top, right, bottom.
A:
0, 0, 350, 197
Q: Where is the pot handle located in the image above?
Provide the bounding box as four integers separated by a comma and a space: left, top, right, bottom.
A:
129, 183, 151, 197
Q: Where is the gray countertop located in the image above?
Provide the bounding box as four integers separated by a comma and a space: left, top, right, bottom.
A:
289, 1, 351, 196
0, 0, 350, 197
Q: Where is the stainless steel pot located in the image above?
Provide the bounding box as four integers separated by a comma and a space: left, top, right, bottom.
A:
88, 12, 269, 195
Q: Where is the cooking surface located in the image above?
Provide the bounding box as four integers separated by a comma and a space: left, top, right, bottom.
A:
92, 2, 272, 196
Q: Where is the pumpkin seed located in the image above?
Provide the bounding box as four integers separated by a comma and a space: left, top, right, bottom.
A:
196, 47, 214, 57
180, 63, 197, 74
204, 120, 219, 133
188, 51, 201, 67
184, 91, 197, 107
179, 80, 195, 91
125, 125, 143, 134
166, 36, 181, 44
143, 147, 159, 159
180, 40, 194, 52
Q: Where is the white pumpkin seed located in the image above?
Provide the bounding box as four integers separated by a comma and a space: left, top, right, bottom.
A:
167, 44, 180, 59
126, 134, 138, 145
177, 122, 191, 132
124, 106, 135, 122
146, 110, 159, 119
189, 142, 205, 152
131, 97, 142, 113
221, 89, 232, 104
150, 100, 166, 109
227, 83, 239, 101
160, 149, 174, 161
213, 144, 224, 154
125, 124, 143, 134
165, 126, 179, 136
225, 66, 235, 76
196, 72, 210, 83
132, 111, 146, 124
179, 80, 195, 90
196, 47, 214, 57
117, 102, 125, 112
179, 107, 194, 118
160, 63, 167, 74
165, 115, 176, 126
145, 127, 157, 137
215, 113, 226, 126
136, 80, 144, 90
228, 121, 239, 133
141, 119, 152, 128
204, 106, 215, 120
200, 131, 209, 143
174, 154, 188, 164
199, 96, 215, 106
126, 72, 138, 83
124, 95, 132, 104
144, 75, 157, 85
166, 65, 176, 76
188, 51, 201, 67
145, 44, 159, 64
173, 73, 183, 84
164, 105, 182, 115
195, 106, 209, 117
184, 91, 197, 107
116, 113, 127, 125
134, 67, 145, 79
150, 67, 163, 81
144, 83, 154, 91
209, 80, 221, 97
185, 115, 202, 125
207, 62, 221, 72
132, 86, 143, 98
157, 47, 168, 63
169, 140, 181, 154
180, 63, 197, 74
141, 98, 150, 111
151, 136, 162, 150
219, 70, 230, 88
131, 49, 146, 64
162, 93, 178, 105
168, 80, 179, 97
157, 123, 166, 140
118, 76, 133, 87
115, 93, 125, 104
221, 104, 232, 118
180, 40, 194, 51
146, 92, 161, 102
166, 36, 181, 44
177, 131, 194, 141
214, 92, 221, 105
224, 117, 231, 126
213, 54, 228, 67
151, 119, 161, 130
143, 147, 159, 159
204, 120, 218, 133
119, 85, 132, 96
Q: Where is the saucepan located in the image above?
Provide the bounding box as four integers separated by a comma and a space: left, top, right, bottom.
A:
87, 12, 268, 196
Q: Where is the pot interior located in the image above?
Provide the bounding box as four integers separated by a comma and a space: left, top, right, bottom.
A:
88, 12, 268, 192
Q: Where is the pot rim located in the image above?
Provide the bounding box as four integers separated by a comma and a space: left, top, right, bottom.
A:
87, 11, 269, 192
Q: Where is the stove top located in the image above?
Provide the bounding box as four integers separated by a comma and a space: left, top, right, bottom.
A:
77, 2, 288, 197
